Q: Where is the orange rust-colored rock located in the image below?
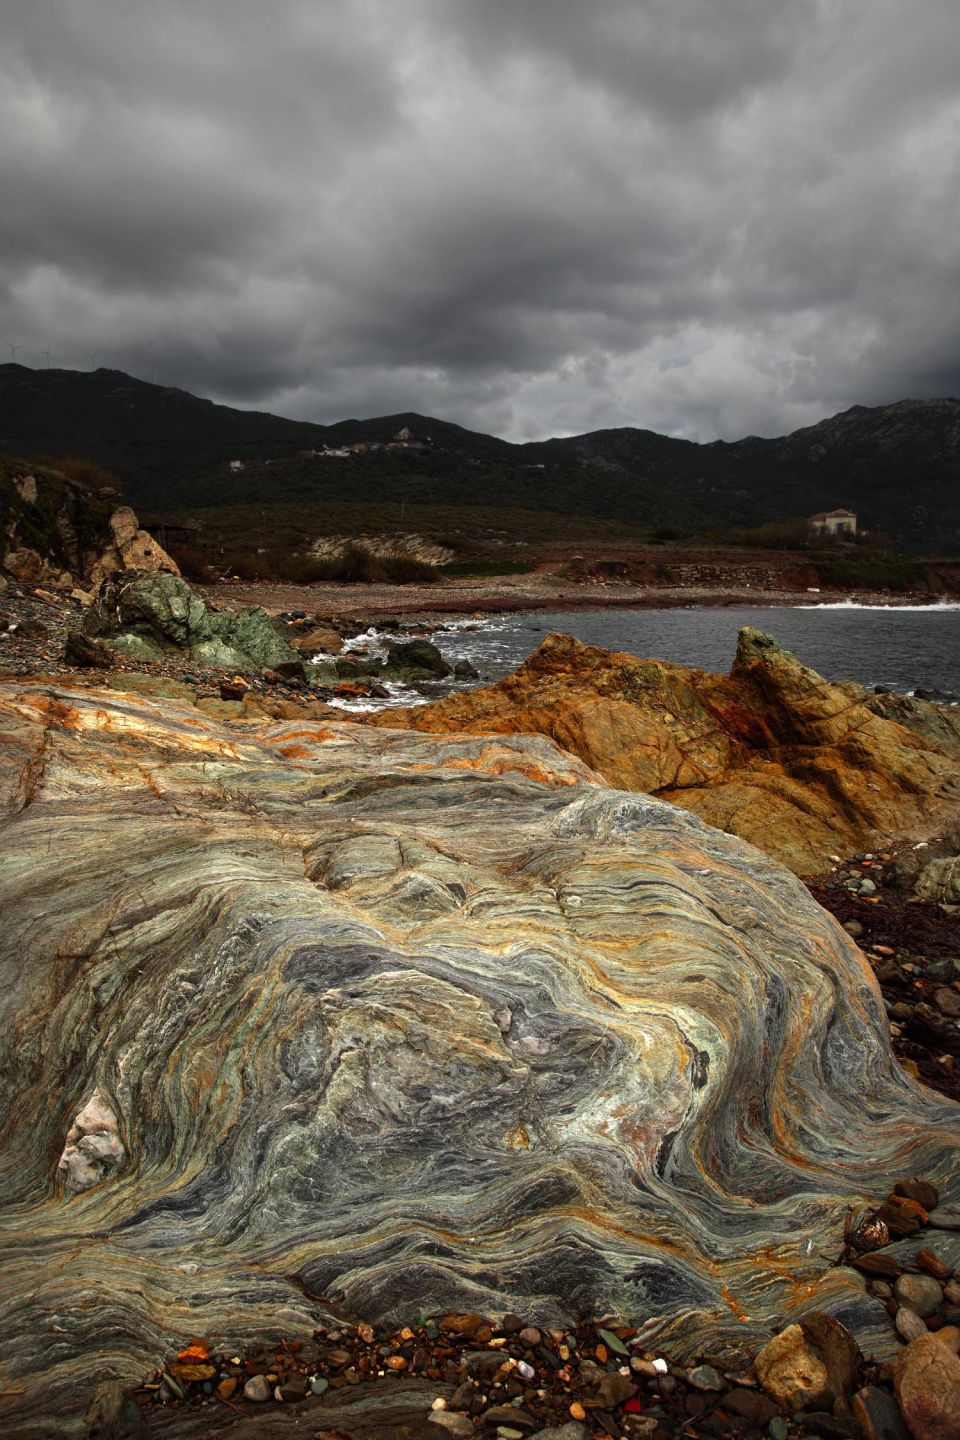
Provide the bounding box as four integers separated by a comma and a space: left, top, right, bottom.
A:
366, 628, 960, 874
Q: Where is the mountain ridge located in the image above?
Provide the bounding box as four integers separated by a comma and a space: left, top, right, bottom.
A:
0, 364, 957, 550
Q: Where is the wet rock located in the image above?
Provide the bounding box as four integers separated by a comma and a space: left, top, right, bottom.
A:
527, 1426, 586, 1440
57, 1089, 126, 1193
83, 1379, 147, 1438
2, 682, 959, 1426
852, 1384, 910, 1440
755, 1325, 831, 1412
594, 1370, 636, 1407
85, 572, 301, 672
876, 1195, 929, 1237
896, 1309, 929, 1343
291, 623, 345, 656
852, 1253, 903, 1280
88, 507, 179, 590
478, 1404, 538, 1430
4, 546, 46, 586
915, 1250, 952, 1283
687, 1364, 725, 1391
898, 1180, 944, 1215
798, 1313, 863, 1411
385, 639, 452, 680
894, 1274, 944, 1317
243, 1374, 271, 1402
934, 988, 960, 1019
802, 1413, 863, 1438
366, 629, 960, 875
273, 658, 308, 684
915, 857, 960, 905
893, 1331, 960, 1440
427, 1413, 474, 1437
279, 1374, 307, 1401
723, 1387, 778, 1425
64, 630, 114, 668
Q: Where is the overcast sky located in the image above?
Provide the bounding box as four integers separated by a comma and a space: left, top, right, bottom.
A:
1, 1, 957, 442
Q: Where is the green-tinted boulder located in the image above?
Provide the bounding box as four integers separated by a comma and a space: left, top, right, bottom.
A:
117, 574, 210, 648
209, 605, 299, 671
83, 572, 301, 673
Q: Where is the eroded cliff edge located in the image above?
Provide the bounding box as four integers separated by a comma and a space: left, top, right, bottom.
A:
0, 680, 958, 1434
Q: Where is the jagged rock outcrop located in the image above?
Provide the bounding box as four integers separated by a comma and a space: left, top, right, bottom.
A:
1, 457, 178, 591
368, 630, 960, 874
86, 505, 179, 589
1, 460, 110, 589
0, 680, 957, 1433
81, 571, 301, 672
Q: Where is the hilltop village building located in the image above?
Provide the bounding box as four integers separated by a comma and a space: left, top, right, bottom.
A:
809, 508, 857, 536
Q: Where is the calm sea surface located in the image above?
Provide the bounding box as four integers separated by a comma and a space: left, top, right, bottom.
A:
332, 602, 960, 711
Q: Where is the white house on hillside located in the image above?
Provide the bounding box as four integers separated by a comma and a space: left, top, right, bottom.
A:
809, 508, 857, 536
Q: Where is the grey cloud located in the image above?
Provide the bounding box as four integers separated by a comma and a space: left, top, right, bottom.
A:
0, 0, 956, 443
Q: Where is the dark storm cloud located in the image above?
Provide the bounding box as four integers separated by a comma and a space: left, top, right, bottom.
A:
1, 0, 957, 441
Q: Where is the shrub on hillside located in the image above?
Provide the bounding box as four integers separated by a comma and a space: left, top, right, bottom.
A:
167, 543, 216, 584
380, 555, 438, 583
274, 553, 339, 583
221, 550, 263, 580
34, 454, 120, 493
726, 520, 814, 549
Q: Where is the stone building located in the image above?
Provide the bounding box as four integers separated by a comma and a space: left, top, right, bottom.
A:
809, 508, 857, 536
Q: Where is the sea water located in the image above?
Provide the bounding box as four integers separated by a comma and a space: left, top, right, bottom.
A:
326, 602, 960, 711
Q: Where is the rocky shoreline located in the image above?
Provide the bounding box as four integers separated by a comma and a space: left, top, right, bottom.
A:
203, 575, 959, 622
2, 552, 960, 1439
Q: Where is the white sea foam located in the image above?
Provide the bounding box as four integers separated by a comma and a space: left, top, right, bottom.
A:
795, 598, 960, 611
326, 680, 431, 713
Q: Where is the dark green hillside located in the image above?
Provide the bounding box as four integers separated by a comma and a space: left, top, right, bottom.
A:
0, 365, 332, 496
0, 364, 956, 551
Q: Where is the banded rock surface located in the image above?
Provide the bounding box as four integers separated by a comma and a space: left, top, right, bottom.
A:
0, 681, 958, 1435
368, 629, 960, 873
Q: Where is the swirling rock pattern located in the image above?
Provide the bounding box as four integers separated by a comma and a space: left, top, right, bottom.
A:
369, 628, 960, 874
0, 681, 957, 1436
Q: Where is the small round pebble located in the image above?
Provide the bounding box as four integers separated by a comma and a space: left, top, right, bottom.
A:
242, 1374, 271, 1403
688, 1363, 725, 1391
895, 1307, 928, 1343
894, 1272, 944, 1317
